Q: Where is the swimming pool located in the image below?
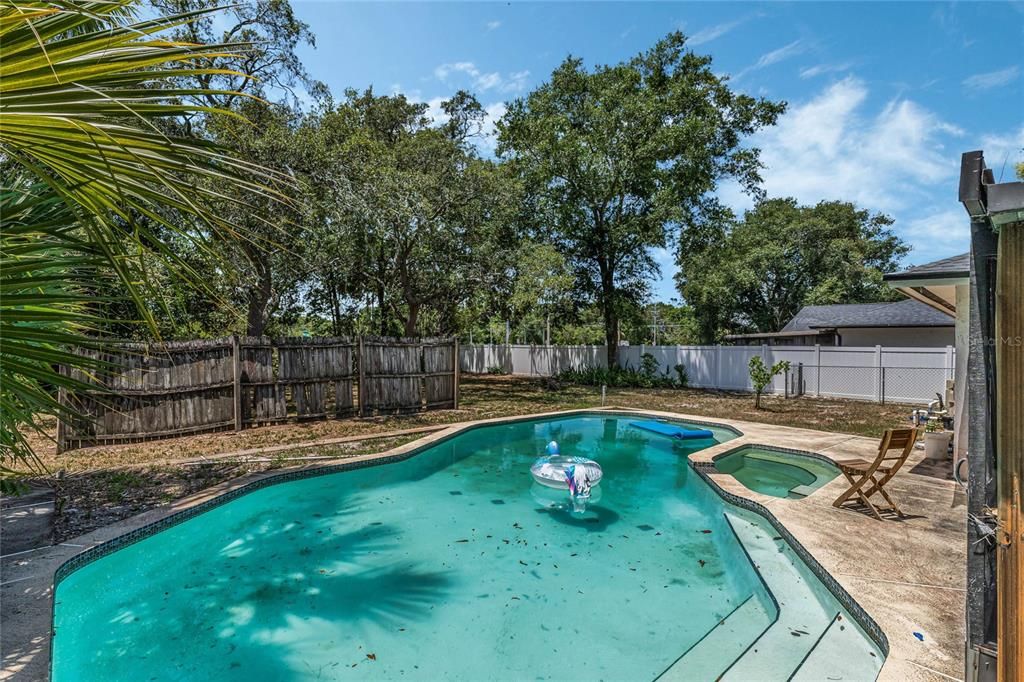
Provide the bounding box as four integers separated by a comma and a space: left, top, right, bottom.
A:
714, 446, 841, 499
52, 414, 882, 680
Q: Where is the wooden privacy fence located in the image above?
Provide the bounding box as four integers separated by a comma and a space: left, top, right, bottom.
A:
58, 336, 459, 453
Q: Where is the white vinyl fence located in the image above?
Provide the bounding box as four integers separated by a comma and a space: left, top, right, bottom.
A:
459, 343, 955, 405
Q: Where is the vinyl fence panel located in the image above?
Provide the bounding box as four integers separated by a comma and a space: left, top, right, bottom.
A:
459, 343, 954, 405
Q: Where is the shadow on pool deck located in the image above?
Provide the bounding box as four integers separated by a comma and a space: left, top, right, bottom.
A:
1, 409, 966, 682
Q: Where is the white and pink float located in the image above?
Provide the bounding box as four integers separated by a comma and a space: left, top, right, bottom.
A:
530, 441, 603, 512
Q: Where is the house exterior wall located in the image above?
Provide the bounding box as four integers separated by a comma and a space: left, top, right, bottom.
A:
837, 326, 953, 347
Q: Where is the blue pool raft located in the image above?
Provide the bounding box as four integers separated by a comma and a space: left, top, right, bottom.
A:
630, 420, 715, 440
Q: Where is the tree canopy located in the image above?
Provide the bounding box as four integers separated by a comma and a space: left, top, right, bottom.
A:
677, 198, 909, 341
497, 32, 785, 364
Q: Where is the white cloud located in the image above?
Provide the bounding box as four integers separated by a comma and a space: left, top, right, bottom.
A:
688, 18, 747, 46
978, 125, 1024, 181
478, 101, 507, 153
475, 72, 503, 90
799, 62, 854, 79
713, 77, 986, 263
485, 20, 501, 32
422, 96, 449, 126
735, 40, 807, 79
902, 209, 970, 261
434, 61, 530, 93
717, 77, 963, 214
434, 62, 478, 82
962, 66, 1020, 92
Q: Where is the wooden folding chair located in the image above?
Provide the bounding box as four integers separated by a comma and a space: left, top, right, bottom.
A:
832, 427, 919, 520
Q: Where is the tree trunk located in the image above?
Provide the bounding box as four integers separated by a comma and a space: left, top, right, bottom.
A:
376, 246, 387, 336
404, 301, 420, 337
598, 257, 618, 368
246, 253, 272, 337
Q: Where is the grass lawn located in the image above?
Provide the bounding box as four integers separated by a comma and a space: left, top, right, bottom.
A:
24, 376, 916, 541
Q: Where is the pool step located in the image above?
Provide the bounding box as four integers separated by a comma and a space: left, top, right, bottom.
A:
655, 593, 774, 681
718, 512, 842, 682
790, 611, 884, 681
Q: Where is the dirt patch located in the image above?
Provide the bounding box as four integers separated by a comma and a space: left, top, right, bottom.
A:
23, 376, 915, 474
51, 434, 422, 541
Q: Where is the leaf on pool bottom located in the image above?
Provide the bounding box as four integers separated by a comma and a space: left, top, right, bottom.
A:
367, 653, 377, 661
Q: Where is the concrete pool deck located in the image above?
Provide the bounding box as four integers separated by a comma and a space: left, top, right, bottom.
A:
1, 408, 965, 681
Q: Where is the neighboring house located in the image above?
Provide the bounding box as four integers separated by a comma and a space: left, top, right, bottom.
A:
725, 298, 954, 347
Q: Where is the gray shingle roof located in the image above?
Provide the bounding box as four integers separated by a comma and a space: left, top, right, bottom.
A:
884, 253, 970, 282
782, 299, 953, 331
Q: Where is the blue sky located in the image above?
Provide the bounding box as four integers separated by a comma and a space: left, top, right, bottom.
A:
290, 1, 1023, 303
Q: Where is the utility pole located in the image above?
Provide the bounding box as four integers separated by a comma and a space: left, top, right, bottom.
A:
545, 315, 550, 346
652, 306, 659, 346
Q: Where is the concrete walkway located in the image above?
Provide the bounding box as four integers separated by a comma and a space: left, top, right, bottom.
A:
1, 488, 54, 556
0, 409, 966, 681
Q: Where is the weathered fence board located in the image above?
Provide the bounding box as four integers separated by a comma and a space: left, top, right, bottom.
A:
58, 335, 457, 452
59, 339, 236, 451
423, 340, 458, 409
360, 337, 423, 415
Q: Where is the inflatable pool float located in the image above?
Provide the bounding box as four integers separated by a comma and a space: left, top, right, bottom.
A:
530, 455, 604, 490
630, 420, 714, 440
531, 481, 602, 510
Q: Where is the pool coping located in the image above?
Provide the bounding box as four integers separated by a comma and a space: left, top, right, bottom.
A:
707, 442, 843, 499
19, 407, 931, 681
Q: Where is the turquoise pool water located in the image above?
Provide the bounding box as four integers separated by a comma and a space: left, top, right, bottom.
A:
714, 447, 840, 499
52, 415, 879, 681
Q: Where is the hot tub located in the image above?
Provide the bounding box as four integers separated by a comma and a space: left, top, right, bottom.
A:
714, 446, 840, 499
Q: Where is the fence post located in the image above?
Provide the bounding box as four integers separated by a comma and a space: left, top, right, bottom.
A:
232, 334, 242, 431
945, 344, 955, 380
814, 344, 821, 396
875, 344, 883, 403
358, 335, 366, 417
453, 338, 460, 410
715, 344, 723, 389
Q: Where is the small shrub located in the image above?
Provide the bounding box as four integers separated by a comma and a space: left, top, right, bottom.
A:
485, 365, 507, 375
748, 356, 790, 409
557, 356, 687, 390
674, 364, 688, 388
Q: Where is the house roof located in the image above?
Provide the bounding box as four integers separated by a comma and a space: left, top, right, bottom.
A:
723, 329, 833, 341
884, 253, 970, 283
782, 299, 953, 331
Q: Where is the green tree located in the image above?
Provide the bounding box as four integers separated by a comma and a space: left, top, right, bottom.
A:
308, 89, 513, 337
0, 0, 288, 489
679, 198, 909, 341
149, 0, 316, 110
748, 356, 790, 409
505, 242, 574, 342
498, 32, 785, 365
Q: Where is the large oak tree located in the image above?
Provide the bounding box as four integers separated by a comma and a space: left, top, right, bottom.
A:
497, 32, 785, 365
678, 198, 910, 341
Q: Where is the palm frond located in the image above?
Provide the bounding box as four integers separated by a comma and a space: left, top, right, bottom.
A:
0, 0, 295, 491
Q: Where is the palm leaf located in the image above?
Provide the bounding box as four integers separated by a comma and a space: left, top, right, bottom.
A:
0, 0, 295, 491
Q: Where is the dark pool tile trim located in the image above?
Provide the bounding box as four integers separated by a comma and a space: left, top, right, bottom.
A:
707, 442, 842, 470
603, 409, 745, 440
690, 462, 890, 658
